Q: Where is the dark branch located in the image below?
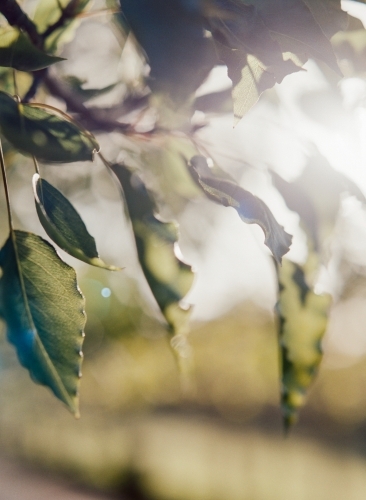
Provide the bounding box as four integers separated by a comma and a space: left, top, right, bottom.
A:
43, 73, 134, 133
41, 0, 81, 39
0, 0, 42, 48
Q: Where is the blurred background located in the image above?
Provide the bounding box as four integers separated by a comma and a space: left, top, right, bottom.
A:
2, 0, 366, 499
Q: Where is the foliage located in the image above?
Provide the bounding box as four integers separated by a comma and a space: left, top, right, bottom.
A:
0, 0, 365, 430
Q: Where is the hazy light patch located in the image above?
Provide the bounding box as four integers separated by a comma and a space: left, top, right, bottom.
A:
325, 297, 366, 358
195, 65, 231, 97
101, 287, 111, 298
342, 0, 366, 27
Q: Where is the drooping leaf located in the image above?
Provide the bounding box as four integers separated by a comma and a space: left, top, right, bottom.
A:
276, 259, 331, 430
110, 162, 194, 335
0, 92, 98, 163
189, 156, 292, 264
0, 230, 86, 415
33, 174, 119, 270
0, 27, 64, 71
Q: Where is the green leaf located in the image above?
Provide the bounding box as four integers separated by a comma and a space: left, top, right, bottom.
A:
189, 156, 292, 264
277, 259, 331, 430
0, 92, 98, 163
0, 230, 86, 415
33, 174, 120, 270
0, 27, 65, 72
111, 163, 194, 335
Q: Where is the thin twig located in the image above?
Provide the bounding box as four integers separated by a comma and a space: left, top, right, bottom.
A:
43, 73, 134, 133
0, 139, 14, 232
41, 0, 79, 39
32, 156, 40, 175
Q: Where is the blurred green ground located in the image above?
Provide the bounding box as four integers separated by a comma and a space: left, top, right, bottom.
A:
2, 299, 366, 499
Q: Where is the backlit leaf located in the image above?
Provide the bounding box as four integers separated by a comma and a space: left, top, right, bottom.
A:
33, 174, 119, 270
208, 1, 303, 121
277, 259, 331, 430
0, 230, 86, 415
189, 156, 292, 264
229, 53, 277, 125
0, 27, 64, 71
0, 92, 98, 163
111, 163, 194, 335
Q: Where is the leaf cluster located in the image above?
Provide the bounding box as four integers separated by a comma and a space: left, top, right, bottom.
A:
0, 0, 364, 431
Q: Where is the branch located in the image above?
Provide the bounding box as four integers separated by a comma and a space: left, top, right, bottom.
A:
41, 0, 82, 39
0, 0, 42, 48
43, 73, 135, 133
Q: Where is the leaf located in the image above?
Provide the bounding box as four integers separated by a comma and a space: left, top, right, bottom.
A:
111, 163, 194, 335
0, 27, 65, 71
189, 156, 292, 264
302, 0, 348, 39
0, 230, 86, 415
276, 259, 331, 430
0, 92, 98, 163
229, 53, 277, 125
208, 1, 303, 121
119, 0, 217, 101
245, 0, 342, 75
33, 174, 119, 270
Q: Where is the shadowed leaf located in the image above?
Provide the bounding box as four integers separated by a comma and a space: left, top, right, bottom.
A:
303, 0, 348, 38
111, 163, 194, 335
0, 92, 98, 163
0, 230, 85, 415
120, 0, 216, 101
0, 28, 64, 71
189, 156, 292, 264
277, 259, 331, 430
208, 1, 303, 122
33, 174, 119, 270
246, 0, 342, 75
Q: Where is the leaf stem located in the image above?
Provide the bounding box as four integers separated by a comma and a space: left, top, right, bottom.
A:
32, 155, 40, 175
0, 139, 14, 232
12, 69, 18, 97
